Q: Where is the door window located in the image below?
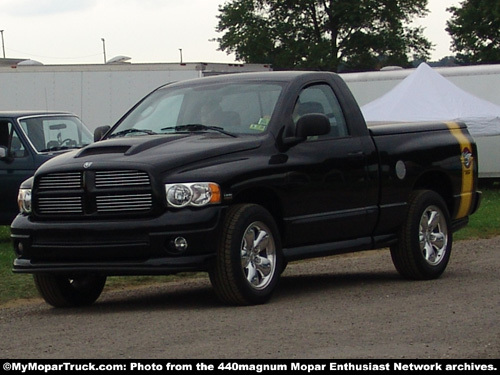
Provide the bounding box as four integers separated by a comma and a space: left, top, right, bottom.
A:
293, 84, 349, 139
0, 121, 27, 158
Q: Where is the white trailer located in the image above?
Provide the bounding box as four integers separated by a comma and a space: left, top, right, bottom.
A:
0, 62, 272, 131
1, 60, 497, 178
341, 64, 500, 179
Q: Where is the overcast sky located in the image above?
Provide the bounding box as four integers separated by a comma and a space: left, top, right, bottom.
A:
1, 0, 461, 65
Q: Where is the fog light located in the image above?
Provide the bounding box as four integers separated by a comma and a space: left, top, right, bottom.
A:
173, 237, 188, 252
15, 241, 24, 256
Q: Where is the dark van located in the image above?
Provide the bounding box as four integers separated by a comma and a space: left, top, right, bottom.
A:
0, 111, 92, 224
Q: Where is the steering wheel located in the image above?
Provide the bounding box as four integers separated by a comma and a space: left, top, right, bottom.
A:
59, 138, 76, 147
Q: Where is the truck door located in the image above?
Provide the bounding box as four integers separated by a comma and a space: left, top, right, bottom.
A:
282, 83, 377, 247
0, 120, 35, 224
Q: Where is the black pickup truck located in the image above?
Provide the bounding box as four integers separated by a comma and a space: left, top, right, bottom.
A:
11, 71, 481, 307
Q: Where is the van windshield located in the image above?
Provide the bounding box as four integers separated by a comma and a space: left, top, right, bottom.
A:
111, 82, 283, 137
19, 115, 93, 152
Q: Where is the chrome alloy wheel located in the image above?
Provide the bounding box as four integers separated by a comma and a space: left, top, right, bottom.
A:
240, 221, 277, 290
419, 205, 448, 266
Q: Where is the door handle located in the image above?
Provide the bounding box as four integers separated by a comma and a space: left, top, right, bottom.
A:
348, 151, 364, 159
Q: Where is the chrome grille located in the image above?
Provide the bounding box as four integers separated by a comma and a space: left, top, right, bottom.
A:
34, 169, 153, 218
38, 172, 82, 190
96, 193, 153, 213
38, 196, 83, 214
95, 170, 150, 188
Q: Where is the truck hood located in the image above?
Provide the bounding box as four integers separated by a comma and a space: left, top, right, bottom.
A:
37, 134, 263, 173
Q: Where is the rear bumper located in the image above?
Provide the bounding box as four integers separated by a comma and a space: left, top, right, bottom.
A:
11, 206, 225, 275
450, 190, 481, 233
470, 190, 482, 216
451, 190, 482, 220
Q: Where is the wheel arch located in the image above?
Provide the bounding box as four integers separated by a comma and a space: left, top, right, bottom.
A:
231, 187, 285, 239
412, 170, 454, 215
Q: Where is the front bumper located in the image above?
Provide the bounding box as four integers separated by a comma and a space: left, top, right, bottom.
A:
11, 206, 226, 275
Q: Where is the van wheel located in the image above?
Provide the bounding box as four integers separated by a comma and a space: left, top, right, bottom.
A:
209, 204, 283, 305
34, 274, 106, 308
390, 190, 452, 280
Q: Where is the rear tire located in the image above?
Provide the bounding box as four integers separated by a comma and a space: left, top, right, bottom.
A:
209, 204, 283, 305
34, 274, 106, 308
390, 190, 452, 280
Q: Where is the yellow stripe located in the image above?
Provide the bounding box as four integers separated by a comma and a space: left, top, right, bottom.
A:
446, 122, 474, 218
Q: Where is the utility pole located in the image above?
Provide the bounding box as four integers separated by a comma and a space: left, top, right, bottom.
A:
1, 30, 5, 58
101, 38, 107, 64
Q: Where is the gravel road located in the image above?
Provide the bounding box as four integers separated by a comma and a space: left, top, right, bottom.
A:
1, 237, 499, 359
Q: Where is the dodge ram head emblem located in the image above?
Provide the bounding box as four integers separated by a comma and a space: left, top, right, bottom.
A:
83, 162, 93, 169
461, 148, 472, 169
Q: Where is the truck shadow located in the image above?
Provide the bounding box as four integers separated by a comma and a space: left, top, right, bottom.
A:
40, 269, 405, 314
277, 270, 401, 298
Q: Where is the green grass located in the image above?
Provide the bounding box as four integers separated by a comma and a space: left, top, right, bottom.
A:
0, 228, 37, 304
454, 186, 500, 240
0, 226, 9, 242
1, 187, 499, 305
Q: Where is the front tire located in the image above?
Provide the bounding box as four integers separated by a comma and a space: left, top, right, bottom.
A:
390, 190, 452, 280
34, 274, 106, 308
210, 204, 283, 305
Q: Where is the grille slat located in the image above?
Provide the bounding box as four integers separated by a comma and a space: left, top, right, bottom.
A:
38, 172, 82, 190
95, 170, 150, 188
38, 197, 83, 214
96, 194, 152, 213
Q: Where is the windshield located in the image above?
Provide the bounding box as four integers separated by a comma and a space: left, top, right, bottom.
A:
19, 115, 93, 152
111, 81, 283, 137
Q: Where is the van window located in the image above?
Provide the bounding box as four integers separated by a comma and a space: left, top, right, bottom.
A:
19, 116, 92, 152
0, 121, 27, 158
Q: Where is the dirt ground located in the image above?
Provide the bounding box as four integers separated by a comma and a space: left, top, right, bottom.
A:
1, 237, 499, 359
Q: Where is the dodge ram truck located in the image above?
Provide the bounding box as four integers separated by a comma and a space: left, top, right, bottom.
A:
10, 71, 481, 307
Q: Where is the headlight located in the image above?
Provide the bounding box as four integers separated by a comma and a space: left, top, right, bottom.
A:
18, 188, 32, 214
165, 182, 221, 208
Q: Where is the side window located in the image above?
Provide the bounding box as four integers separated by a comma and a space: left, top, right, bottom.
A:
218, 88, 281, 132
293, 84, 349, 139
0, 121, 27, 158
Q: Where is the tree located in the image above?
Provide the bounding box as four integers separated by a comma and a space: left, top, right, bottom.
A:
215, 0, 433, 72
446, 0, 500, 64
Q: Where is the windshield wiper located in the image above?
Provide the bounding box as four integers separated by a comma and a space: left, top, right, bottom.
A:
161, 124, 237, 138
109, 128, 158, 138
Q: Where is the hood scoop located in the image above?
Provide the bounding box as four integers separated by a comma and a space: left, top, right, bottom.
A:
75, 135, 189, 158
75, 145, 131, 158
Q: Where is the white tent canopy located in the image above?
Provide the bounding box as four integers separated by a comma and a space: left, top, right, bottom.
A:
361, 63, 500, 136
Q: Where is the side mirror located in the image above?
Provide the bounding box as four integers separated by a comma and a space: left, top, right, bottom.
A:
0, 146, 7, 159
94, 126, 111, 142
296, 113, 330, 138
281, 114, 330, 149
